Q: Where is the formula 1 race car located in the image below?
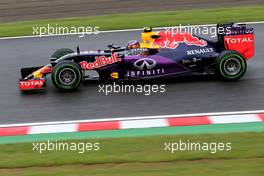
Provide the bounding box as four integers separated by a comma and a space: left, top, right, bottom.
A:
19, 23, 254, 91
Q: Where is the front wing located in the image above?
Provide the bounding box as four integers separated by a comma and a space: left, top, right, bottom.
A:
19, 65, 52, 91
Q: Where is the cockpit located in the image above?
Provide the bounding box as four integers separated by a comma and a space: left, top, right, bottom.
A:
100, 27, 160, 56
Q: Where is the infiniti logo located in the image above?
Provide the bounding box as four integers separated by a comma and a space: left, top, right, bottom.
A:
133, 58, 157, 70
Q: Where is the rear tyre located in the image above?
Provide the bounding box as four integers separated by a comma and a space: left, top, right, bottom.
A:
51, 48, 74, 59
216, 50, 247, 81
51, 61, 83, 91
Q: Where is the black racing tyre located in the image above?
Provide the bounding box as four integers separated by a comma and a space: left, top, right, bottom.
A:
51, 61, 83, 91
51, 48, 74, 59
216, 50, 247, 81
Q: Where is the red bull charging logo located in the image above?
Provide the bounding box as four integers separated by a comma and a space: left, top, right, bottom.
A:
152, 31, 207, 49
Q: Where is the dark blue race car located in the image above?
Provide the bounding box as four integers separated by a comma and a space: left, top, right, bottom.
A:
19, 23, 255, 91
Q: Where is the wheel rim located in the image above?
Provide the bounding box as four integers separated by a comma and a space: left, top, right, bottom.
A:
223, 58, 241, 76
58, 68, 76, 85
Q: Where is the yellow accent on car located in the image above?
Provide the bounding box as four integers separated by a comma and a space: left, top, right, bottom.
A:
32, 67, 46, 78
32, 70, 42, 78
140, 31, 160, 49
110, 72, 119, 79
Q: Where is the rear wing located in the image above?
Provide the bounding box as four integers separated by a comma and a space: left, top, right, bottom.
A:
217, 23, 254, 60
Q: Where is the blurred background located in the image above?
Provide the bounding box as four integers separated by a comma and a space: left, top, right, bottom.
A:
0, 0, 262, 22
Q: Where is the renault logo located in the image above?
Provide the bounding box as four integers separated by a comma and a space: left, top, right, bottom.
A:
133, 58, 157, 70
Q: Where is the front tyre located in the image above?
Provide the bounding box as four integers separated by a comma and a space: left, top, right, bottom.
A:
51, 61, 83, 91
216, 50, 247, 81
51, 48, 74, 59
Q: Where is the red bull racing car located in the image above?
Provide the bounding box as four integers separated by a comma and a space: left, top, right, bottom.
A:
19, 23, 254, 91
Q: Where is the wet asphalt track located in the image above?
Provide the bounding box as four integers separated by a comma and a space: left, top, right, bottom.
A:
0, 24, 263, 124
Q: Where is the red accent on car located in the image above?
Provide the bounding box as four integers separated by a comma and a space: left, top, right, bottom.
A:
80, 53, 121, 70
39, 66, 52, 74
224, 34, 254, 60
19, 78, 45, 91
152, 31, 207, 49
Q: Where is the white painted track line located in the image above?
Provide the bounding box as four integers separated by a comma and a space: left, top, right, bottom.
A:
209, 114, 261, 124
120, 119, 168, 129
29, 124, 77, 134
0, 21, 263, 40
0, 110, 264, 128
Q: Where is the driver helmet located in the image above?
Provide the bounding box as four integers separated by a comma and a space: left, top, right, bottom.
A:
126, 40, 140, 50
